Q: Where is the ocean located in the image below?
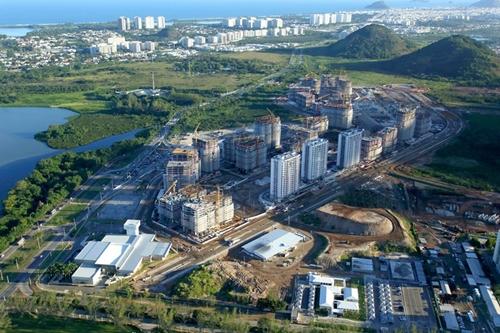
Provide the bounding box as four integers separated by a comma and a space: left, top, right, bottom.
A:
0, 0, 474, 25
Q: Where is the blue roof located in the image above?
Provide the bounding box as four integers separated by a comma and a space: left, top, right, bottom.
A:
242, 229, 304, 260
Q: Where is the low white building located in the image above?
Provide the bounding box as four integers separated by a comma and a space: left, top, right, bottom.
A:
310, 273, 360, 316
242, 229, 304, 261
71, 220, 171, 285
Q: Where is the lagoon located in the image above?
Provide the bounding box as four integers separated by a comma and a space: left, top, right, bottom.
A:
0, 107, 140, 201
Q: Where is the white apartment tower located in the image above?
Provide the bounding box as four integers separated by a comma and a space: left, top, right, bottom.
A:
336, 129, 363, 169
270, 152, 301, 202
144, 16, 155, 29
134, 16, 143, 30
118, 17, 129, 31
301, 138, 328, 182
157, 16, 166, 29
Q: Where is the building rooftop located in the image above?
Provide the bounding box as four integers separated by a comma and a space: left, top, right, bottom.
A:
242, 229, 304, 261
73, 220, 171, 280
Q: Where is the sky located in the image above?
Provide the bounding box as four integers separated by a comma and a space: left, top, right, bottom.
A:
0, 0, 476, 25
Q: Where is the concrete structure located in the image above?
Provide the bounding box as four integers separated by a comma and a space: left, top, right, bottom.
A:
118, 17, 129, 31
269, 18, 284, 28
480, 286, 500, 327
180, 37, 194, 48
242, 229, 304, 260
307, 273, 359, 316
320, 75, 352, 100
361, 136, 383, 161
156, 185, 234, 236
71, 220, 171, 285
157, 16, 166, 29
144, 16, 155, 29
395, 107, 416, 142
282, 125, 318, 154
415, 110, 432, 137
254, 115, 281, 150
288, 88, 315, 109
133, 16, 143, 30
234, 135, 267, 173
301, 138, 328, 182
129, 41, 142, 53
315, 203, 393, 236
320, 100, 353, 130
165, 147, 201, 188
351, 257, 374, 272
493, 231, 500, 273
225, 17, 237, 27
194, 136, 220, 173
377, 127, 398, 153
194, 36, 206, 46
270, 152, 301, 202
336, 128, 363, 169
301, 116, 329, 134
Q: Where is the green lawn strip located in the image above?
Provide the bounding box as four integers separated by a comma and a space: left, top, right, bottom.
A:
8, 315, 138, 333
48, 203, 88, 226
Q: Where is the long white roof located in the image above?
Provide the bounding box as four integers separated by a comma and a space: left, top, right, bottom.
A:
242, 229, 304, 260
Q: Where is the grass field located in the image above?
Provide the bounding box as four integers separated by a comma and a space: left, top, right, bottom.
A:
8, 315, 137, 333
3, 57, 280, 148
418, 113, 500, 191
49, 203, 88, 226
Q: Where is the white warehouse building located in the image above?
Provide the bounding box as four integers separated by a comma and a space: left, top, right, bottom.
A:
71, 220, 171, 286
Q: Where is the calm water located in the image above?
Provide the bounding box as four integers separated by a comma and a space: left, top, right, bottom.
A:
0, 27, 33, 37
0, 107, 140, 201
0, 0, 474, 25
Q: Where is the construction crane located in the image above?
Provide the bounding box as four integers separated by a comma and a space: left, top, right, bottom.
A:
166, 180, 177, 194
193, 123, 201, 141
266, 108, 276, 118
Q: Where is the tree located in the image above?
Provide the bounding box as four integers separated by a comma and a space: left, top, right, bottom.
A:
0, 303, 11, 332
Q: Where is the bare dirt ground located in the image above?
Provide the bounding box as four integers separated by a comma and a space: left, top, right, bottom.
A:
226, 227, 315, 297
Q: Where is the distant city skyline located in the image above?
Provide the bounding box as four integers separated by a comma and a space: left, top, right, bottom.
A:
1, 0, 476, 25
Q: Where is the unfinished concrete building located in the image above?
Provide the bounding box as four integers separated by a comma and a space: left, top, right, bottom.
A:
395, 107, 416, 142
320, 100, 353, 130
193, 135, 220, 173
361, 136, 383, 162
377, 127, 398, 153
415, 110, 432, 137
156, 184, 206, 225
254, 115, 281, 150
156, 185, 234, 237
320, 75, 352, 100
164, 147, 201, 188
300, 76, 321, 93
288, 88, 315, 109
234, 135, 267, 173
301, 116, 329, 134
282, 125, 319, 153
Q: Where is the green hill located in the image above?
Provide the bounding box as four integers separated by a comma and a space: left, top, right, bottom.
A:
365, 1, 390, 9
303, 24, 413, 59
380, 35, 499, 84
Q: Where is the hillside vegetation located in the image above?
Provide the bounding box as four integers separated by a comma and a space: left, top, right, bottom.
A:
380, 35, 500, 85
303, 24, 413, 59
